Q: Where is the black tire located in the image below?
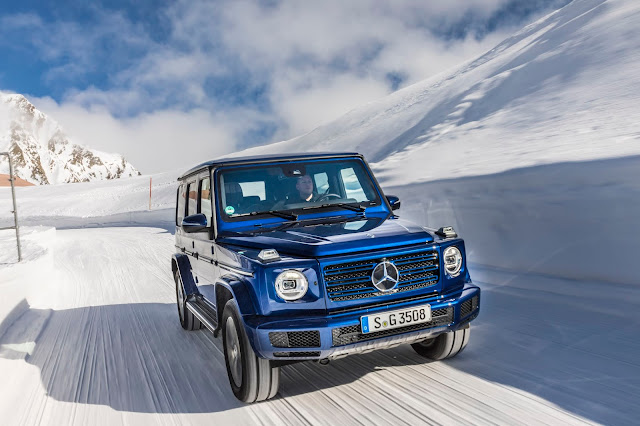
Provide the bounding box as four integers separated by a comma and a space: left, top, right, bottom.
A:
174, 268, 202, 331
411, 325, 470, 360
222, 301, 280, 403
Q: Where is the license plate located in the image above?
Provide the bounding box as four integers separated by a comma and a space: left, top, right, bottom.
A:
360, 304, 432, 334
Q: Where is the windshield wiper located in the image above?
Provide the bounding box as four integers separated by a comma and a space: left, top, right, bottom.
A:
249, 214, 365, 234
303, 202, 367, 213
232, 210, 298, 221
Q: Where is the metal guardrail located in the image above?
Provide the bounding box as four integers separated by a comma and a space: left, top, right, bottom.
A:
1, 151, 21, 262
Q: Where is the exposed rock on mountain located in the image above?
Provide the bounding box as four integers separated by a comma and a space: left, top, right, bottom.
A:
0, 93, 140, 185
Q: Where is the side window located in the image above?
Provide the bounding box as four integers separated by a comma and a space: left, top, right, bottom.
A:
313, 172, 329, 194
176, 184, 186, 225
238, 181, 266, 200
187, 182, 198, 216
199, 178, 212, 225
340, 167, 367, 201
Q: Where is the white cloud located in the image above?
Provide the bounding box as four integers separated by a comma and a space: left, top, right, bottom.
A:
32, 97, 244, 174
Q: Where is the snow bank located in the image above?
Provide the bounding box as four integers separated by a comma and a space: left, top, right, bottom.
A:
0, 170, 180, 230
0, 226, 56, 265
387, 155, 640, 286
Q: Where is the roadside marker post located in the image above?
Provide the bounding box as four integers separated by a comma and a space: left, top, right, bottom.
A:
0, 152, 22, 262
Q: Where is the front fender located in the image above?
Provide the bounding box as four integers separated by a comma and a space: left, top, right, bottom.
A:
171, 253, 199, 297
215, 274, 258, 317
215, 274, 263, 353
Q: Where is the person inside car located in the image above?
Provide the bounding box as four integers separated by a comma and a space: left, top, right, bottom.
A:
289, 174, 319, 203
271, 174, 319, 210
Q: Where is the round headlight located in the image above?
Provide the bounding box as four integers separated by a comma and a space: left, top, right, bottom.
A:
275, 270, 309, 301
443, 246, 463, 276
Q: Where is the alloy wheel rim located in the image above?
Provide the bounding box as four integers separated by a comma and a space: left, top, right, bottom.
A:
226, 317, 242, 387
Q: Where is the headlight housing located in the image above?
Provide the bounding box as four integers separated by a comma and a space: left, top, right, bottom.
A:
443, 246, 463, 277
275, 270, 309, 301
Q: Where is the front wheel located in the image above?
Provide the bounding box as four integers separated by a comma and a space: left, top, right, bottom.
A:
411, 325, 470, 360
222, 301, 280, 403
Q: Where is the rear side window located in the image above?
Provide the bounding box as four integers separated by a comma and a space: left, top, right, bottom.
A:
187, 183, 198, 216
176, 184, 186, 225
239, 181, 266, 200
200, 178, 212, 225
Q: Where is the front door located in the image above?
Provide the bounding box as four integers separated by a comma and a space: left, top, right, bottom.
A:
181, 172, 219, 303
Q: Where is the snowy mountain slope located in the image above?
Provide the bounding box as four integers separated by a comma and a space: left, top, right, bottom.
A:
237, 0, 640, 185
0, 93, 140, 185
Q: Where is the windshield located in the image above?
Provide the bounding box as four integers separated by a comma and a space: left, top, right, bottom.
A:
217, 159, 382, 221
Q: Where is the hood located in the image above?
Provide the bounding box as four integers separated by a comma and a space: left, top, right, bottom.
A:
217, 215, 435, 257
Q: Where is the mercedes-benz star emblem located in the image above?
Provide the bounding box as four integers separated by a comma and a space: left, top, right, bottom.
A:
371, 261, 400, 292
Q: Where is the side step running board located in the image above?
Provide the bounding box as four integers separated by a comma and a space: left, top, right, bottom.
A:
186, 300, 218, 335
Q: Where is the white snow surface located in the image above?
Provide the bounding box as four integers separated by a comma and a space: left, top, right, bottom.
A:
236, 0, 640, 187
2, 0, 640, 424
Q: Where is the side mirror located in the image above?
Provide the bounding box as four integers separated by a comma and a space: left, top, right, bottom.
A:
181, 213, 208, 233
386, 195, 401, 211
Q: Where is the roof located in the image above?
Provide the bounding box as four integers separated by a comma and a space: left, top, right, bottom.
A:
0, 174, 35, 187
178, 152, 362, 180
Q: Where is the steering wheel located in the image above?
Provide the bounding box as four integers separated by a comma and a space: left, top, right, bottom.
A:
316, 193, 341, 202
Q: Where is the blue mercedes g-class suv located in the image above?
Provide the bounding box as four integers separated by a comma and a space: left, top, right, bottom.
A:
172, 152, 480, 403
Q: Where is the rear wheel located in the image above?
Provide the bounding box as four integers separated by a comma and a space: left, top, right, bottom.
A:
222, 301, 279, 403
411, 325, 470, 360
173, 269, 202, 330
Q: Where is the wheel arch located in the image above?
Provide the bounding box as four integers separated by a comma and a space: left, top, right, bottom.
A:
215, 274, 258, 320
171, 253, 199, 297
215, 274, 261, 352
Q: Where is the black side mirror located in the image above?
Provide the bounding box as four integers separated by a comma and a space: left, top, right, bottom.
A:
182, 213, 208, 233
386, 195, 401, 211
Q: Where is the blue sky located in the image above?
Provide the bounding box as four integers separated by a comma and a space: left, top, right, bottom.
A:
0, 0, 569, 172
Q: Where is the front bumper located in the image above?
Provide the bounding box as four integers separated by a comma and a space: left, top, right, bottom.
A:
245, 284, 480, 360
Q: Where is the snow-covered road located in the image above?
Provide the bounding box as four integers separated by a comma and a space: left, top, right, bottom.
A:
1, 221, 638, 425
1, 154, 639, 425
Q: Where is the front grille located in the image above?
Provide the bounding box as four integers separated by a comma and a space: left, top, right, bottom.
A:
459, 296, 479, 319
273, 351, 321, 358
331, 307, 453, 347
269, 331, 321, 348
323, 250, 439, 302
